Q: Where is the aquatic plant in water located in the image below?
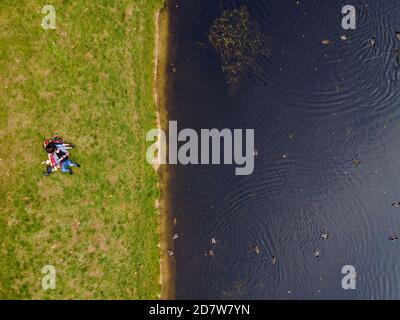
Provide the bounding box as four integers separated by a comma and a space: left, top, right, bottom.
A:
209, 6, 270, 88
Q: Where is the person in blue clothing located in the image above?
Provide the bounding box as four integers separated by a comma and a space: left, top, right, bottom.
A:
54, 147, 80, 175
44, 141, 80, 176
44, 137, 74, 154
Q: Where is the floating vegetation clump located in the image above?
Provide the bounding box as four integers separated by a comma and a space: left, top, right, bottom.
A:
209, 6, 270, 88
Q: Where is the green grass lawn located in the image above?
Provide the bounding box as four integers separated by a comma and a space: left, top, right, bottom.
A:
0, 0, 164, 299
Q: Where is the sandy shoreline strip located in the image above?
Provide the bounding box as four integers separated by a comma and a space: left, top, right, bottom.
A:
154, 2, 175, 299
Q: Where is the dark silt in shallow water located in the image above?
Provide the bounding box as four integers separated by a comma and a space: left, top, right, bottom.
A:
167, 0, 400, 299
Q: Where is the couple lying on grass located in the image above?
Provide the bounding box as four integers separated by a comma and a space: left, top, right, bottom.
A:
43, 136, 80, 176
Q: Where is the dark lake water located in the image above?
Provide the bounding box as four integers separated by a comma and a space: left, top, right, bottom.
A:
167, 0, 400, 299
